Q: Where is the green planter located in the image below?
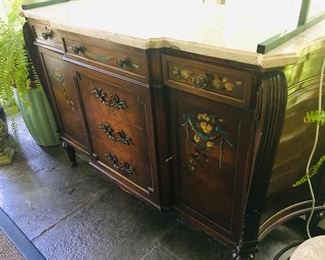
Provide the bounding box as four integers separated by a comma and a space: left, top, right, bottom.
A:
14, 87, 60, 146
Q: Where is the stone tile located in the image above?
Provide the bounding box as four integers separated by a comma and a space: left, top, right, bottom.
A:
139, 244, 180, 260
33, 191, 175, 260
0, 116, 112, 239
159, 220, 232, 260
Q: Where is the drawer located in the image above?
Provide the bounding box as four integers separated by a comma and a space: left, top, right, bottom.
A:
62, 33, 149, 82
86, 108, 149, 160
30, 21, 63, 49
91, 137, 152, 193
77, 71, 148, 131
162, 55, 253, 107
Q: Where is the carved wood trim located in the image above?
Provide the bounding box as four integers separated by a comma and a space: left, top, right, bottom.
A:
234, 70, 288, 259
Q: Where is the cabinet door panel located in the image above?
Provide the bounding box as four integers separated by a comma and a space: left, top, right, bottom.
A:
169, 89, 252, 240
41, 50, 88, 151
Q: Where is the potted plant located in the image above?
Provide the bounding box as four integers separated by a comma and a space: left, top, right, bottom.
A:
0, 0, 60, 146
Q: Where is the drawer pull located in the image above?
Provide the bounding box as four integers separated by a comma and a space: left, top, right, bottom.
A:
100, 123, 116, 141
193, 74, 208, 89
99, 123, 133, 145
72, 45, 86, 55
41, 30, 53, 40
105, 152, 136, 175
108, 94, 128, 110
120, 162, 136, 175
117, 57, 139, 70
91, 88, 108, 104
105, 152, 120, 169
116, 130, 133, 145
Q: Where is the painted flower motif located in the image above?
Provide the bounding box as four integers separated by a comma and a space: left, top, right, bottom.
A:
197, 113, 210, 122
200, 121, 213, 134
206, 141, 214, 148
193, 134, 201, 143
180, 69, 191, 80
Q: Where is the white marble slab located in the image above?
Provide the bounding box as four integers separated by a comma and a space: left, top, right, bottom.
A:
22, 0, 325, 68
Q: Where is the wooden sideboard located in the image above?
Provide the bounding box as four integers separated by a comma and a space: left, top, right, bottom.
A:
23, 17, 325, 259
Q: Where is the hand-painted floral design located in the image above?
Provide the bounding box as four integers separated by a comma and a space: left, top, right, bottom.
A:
51, 70, 76, 112
182, 112, 234, 171
172, 66, 243, 94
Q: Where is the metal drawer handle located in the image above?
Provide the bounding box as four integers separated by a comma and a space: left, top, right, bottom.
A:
193, 74, 208, 88
99, 123, 133, 145
99, 123, 116, 141
104, 152, 136, 175
117, 57, 139, 70
91, 88, 108, 104
116, 130, 133, 145
120, 161, 136, 175
91, 89, 127, 110
72, 45, 86, 55
108, 94, 127, 110
105, 152, 120, 169
41, 30, 53, 40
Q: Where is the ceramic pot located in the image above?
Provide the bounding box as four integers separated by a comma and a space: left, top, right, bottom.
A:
14, 86, 60, 146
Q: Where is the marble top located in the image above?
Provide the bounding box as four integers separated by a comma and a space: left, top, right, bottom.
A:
22, 0, 325, 68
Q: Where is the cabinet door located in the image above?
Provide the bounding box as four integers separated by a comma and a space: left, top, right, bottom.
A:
40, 49, 89, 152
169, 89, 253, 241
74, 67, 159, 204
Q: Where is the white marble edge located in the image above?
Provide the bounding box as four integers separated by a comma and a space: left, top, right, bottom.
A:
22, 1, 325, 69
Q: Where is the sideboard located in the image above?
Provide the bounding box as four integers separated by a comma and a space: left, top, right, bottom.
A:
22, 2, 325, 259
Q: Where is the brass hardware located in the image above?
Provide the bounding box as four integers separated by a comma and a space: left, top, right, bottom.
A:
105, 152, 120, 169
108, 94, 127, 110
117, 57, 139, 70
91, 88, 107, 104
120, 161, 136, 175
193, 74, 208, 88
104, 152, 136, 175
100, 123, 133, 145
116, 130, 133, 145
72, 45, 86, 55
41, 29, 53, 40
100, 123, 116, 141
117, 57, 132, 69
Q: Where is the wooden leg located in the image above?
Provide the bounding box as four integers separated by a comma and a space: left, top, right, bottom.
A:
232, 243, 257, 260
62, 142, 77, 167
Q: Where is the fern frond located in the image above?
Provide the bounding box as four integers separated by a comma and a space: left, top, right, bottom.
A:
10, 119, 19, 140
293, 155, 325, 187
304, 110, 325, 125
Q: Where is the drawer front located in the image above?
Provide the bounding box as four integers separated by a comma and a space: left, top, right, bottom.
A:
91, 137, 152, 192
88, 116, 148, 159
30, 21, 63, 49
162, 55, 253, 107
63, 34, 148, 82
77, 72, 147, 130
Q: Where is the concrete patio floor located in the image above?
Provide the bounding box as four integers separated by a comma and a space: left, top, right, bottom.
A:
0, 115, 311, 260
